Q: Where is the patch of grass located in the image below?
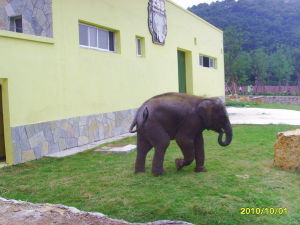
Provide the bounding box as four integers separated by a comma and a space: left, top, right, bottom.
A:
226, 100, 300, 111
1, 125, 300, 224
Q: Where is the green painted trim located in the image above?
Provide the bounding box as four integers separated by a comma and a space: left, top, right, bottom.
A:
177, 50, 187, 93
0, 79, 13, 165
0, 30, 55, 44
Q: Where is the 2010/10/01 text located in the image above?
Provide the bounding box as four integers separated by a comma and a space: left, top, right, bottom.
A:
240, 208, 288, 215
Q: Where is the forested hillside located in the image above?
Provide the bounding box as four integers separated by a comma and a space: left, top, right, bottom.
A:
189, 0, 300, 89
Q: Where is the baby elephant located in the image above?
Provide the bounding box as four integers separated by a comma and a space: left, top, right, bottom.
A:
129, 92, 232, 176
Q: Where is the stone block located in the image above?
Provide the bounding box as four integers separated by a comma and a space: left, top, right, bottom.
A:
25, 0, 34, 12
78, 136, 89, 146
33, 145, 42, 159
66, 137, 78, 149
5, 3, 15, 16
42, 141, 49, 156
98, 123, 105, 140
73, 122, 80, 138
36, 0, 45, 10
42, 123, 54, 143
56, 127, 68, 138
23, 7, 33, 21
79, 116, 88, 127
9, 0, 25, 11
50, 121, 58, 132
13, 145, 22, 164
106, 112, 115, 121
29, 131, 45, 149
79, 126, 88, 137
43, 1, 52, 15
22, 150, 36, 163
48, 143, 60, 154
274, 129, 300, 171
31, 17, 43, 35
58, 138, 67, 151
25, 124, 38, 139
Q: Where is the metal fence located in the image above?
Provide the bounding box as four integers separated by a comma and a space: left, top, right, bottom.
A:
226, 85, 300, 94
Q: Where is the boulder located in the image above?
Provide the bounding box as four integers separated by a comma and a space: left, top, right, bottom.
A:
273, 129, 300, 171
0, 197, 194, 225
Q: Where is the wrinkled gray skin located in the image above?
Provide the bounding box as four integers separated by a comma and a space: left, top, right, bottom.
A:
129, 92, 233, 176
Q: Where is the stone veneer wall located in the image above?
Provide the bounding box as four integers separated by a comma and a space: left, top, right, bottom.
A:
11, 109, 137, 164
263, 96, 300, 105
0, 0, 52, 37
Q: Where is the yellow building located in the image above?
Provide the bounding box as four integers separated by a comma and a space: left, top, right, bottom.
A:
0, 0, 224, 165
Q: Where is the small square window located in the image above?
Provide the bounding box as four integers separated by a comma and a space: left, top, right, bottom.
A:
136, 38, 142, 56
136, 36, 145, 57
10, 16, 22, 33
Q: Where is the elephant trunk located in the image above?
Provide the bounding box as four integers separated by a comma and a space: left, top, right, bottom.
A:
218, 122, 232, 147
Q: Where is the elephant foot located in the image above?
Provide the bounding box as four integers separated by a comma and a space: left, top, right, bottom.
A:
175, 158, 185, 171
152, 168, 165, 176
194, 166, 208, 173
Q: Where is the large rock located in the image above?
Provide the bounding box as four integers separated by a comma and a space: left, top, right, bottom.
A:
274, 129, 300, 171
0, 197, 194, 225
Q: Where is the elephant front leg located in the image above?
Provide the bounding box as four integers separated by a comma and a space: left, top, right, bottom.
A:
175, 137, 195, 171
194, 134, 207, 172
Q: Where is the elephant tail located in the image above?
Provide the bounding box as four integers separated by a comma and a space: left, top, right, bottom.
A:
129, 107, 149, 133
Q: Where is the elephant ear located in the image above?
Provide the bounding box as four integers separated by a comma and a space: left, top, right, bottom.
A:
196, 99, 212, 128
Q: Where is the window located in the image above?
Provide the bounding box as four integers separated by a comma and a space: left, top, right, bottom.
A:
135, 36, 145, 57
136, 38, 142, 56
79, 23, 115, 52
199, 55, 217, 69
10, 16, 22, 33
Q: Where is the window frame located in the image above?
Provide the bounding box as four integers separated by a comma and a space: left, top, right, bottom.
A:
136, 37, 142, 56
79, 23, 116, 53
135, 36, 145, 57
9, 15, 23, 33
199, 54, 217, 69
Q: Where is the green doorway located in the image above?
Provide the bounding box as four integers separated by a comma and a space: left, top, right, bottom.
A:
177, 50, 187, 93
0, 85, 5, 162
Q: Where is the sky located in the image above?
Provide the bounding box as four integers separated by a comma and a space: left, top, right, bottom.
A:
171, 0, 219, 9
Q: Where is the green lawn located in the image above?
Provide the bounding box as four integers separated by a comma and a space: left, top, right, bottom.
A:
0, 125, 300, 225
226, 100, 300, 111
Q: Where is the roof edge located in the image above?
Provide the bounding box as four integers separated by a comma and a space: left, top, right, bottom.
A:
166, 0, 223, 34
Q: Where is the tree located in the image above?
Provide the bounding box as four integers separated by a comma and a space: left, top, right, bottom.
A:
231, 51, 252, 85
250, 48, 269, 86
291, 48, 300, 86
189, 0, 300, 89
268, 46, 294, 86
224, 27, 244, 93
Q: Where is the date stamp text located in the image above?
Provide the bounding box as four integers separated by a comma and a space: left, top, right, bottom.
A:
240, 208, 288, 215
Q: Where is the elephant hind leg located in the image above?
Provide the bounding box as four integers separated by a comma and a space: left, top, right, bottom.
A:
135, 133, 153, 173
144, 123, 170, 176
175, 137, 195, 171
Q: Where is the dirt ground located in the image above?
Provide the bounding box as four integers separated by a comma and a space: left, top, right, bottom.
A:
0, 198, 193, 225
